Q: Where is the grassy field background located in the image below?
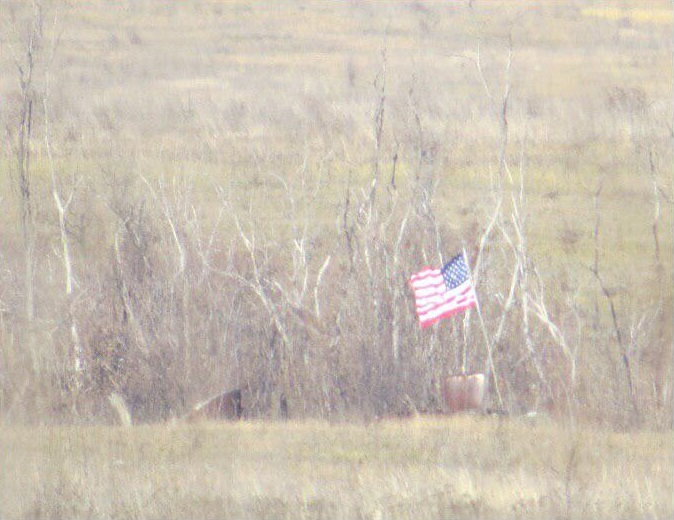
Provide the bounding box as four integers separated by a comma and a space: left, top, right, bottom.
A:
1, 0, 671, 273
1, 0, 669, 277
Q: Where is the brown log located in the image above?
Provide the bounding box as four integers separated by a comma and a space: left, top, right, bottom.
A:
186, 389, 243, 422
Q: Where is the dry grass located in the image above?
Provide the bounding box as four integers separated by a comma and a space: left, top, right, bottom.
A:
0, 4, 672, 516
582, 7, 674, 24
1, 416, 671, 519
1, 0, 670, 271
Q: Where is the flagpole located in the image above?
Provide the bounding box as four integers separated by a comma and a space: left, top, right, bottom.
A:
462, 247, 504, 410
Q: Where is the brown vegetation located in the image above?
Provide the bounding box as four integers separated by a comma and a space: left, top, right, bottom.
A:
2, 417, 672, 519
185, 389, 243, 423
1, 1, 671, 517
0, 0, 671, 430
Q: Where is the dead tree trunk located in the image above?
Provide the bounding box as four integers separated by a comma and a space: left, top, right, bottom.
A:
12, 5, 43, 373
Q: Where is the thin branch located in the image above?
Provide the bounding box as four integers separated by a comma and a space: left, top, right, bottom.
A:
314, 255, 331, 319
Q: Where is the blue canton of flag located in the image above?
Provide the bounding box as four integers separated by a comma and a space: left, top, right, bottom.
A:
442, 254, 471, 290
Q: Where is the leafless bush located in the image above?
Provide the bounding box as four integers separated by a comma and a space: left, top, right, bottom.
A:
0, 0, 670, 428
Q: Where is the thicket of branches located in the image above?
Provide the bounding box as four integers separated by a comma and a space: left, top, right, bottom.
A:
1, 2, 671, 429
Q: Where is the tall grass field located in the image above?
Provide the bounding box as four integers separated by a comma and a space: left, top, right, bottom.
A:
3, 416, 673, 519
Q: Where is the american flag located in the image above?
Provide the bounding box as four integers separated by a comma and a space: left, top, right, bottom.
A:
409, 253, 477, 328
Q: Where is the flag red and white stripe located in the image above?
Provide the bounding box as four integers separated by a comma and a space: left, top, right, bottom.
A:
409, 253, 477, 328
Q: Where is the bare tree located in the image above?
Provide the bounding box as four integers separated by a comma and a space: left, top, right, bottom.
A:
218, 155, 333, 417
9, 3, 42, 327
42, 11, 84, 382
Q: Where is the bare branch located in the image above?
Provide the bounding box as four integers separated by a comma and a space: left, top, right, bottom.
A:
314, 255, 331, 319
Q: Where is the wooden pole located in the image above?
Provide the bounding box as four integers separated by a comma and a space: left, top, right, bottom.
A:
462, 248, 504, 409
